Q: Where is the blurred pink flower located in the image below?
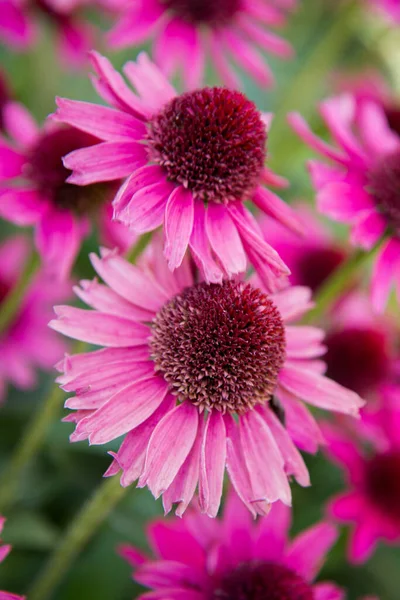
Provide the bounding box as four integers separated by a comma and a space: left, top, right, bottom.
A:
50, 245, 363, 517
369, 0, 400, 24
106, 0, 295, 90
0, 517, 25, 599
0, 70, 12, 132
289, 94, 400, 312
0, 236, 68, 402
324, 398, 400, 563
261, 202, 348, 293
119, 494, 343, 600
0, 0, 99, 67
0, 101, 133, 279
54, 51, 304, 291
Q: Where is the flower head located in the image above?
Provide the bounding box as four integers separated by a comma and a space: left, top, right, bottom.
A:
54, 51, 303, 291
119, 494, 343, 600
0, 517, 25, 599
0, 0, 100, 67
0, 235, 68, 402
107, 0, 294, 89
50, 245, 363, 516
324, 395, 400, 562
289, 94, 400, 312
0, 101, 132, 279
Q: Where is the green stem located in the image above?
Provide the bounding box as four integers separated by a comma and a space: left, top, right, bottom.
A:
125, 231, 154, 263
0, 341, 86, 513
303, 238, 385, 324
29, 477, 127, 600
0, 249, 40, 335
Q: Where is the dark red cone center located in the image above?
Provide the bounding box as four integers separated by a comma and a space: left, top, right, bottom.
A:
147, 87, 267, 204
150, 280, 286, 414
325, 326, 389, 396
163, 0, 241, 25
296, 247, 345, 292
210, 561, 314, 600
368, 149, 400, 233
365, 452, 400, 522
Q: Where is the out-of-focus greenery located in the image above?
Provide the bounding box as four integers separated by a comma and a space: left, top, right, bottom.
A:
0, 0, 399, 598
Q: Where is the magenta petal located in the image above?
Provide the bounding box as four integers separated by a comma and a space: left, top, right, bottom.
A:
0, 188, 48, 226
0, 140, 25, 179
254, 501, 290, 562
112, 164, 166, 214
199, 411, 226, 518
351, 209, 386, 250
135, 560, 205, 590
189, 201, 223, 283
221, 30, 273, 87
371, 237, 400, 313
140, 402, 199, 498
313, 582, 345, 600
348, 523, 379, 564
3, 102, 38, 146
253, 186, 304, 235
206, 203, 246, 276
164, 187, 194, 270
285, 523, 338, 581
119, 182, 171, 233
83, 376, 168, 444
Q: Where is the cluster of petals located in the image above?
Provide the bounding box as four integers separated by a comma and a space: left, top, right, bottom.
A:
0, 516, 25, 599
0, 235, 67, 402
289, 93, 400, 313
53, 51, 303, 291
324, 393, 400, 563
51, 245, 363, 517
0, 101, 133, 279
107, 0, 295, 90
120, 493, 345, 600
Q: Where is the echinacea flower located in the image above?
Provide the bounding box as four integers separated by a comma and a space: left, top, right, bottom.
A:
289, 94, 400, 312
54, 51, 303, 290
119, 494, 344, 600
106, 0, 294, 90
0, 0, 98, 67
324, 398, 400, 563
50, 246, 363, 517
261, 202, 348, 293
0, 101, 132, 279
0, 517, 25, 599
0, 236, 67, 402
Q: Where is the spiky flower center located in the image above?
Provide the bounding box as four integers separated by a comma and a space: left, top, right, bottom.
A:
296, 247, 345, 292
210, 561, 314, 600
162, 0, 241, 25
147, 87, 267, 204
365, 452, 400, 522
325, 327, 389, 396
368, 149, 400, 233
150, 280, 286, 414
385, 105, 400, 137
26, 127, 108, 215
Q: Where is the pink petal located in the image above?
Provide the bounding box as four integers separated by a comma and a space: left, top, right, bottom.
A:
221, 30, 274, 87
349, 523, 379, 563
206, 203, 246, 276
238, 16, 293, 58
164, 187, 194, 270
279, 364, 364, 416
254, 501, 291, 561
135, 560, 205, 590
329, 492, 366, 522
272, 286, 314, 323
80, 376, 168, 444
107, 0, 163, 48
351, 209, 386, 250
358, 100, 399, 156
199, 412, 226, 518
209, 32, 241, 89
123, 52, 176, 111
286, 523, 338, 581
3, 101, 38, 146
0, 0, 35, 48
277, 388, 323, 454
0, 140, 25, 179
139, 402, 199, 498
189, 201, 223, 284
317, 182, 373, 223
119, 182, 171, 234
50, 306, 149, 347
285, 326, 326, 359
288, 113, 346, 164
112, 164, 166, 214
147, 520, 205, 567
0, 188, 48, 225
253, 186, 304, 235
179, 25, 205, 90
313, 582, 346, 600
371, 237, 400, 313
319, 95, 368, 162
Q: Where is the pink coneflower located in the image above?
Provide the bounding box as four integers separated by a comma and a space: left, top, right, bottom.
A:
119, 494, 344, 600
0, 236, 67, 402
0, 0, 97, 67
261, 202, 348, 293
54, 51, 303, 290
0, 101, 132, 279
0, 517, 25, 599
106, 0, 294, 90
50, 246, 363, 517
324, 398, 400, 562
289, 94, 400, 312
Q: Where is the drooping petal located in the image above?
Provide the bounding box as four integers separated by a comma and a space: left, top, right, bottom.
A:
199, 412, 226, 518
164, 187, 194, 270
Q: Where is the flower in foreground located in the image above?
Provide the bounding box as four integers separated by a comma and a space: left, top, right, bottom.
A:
0, 235, 67, 403
119, 494, 344, 600
0, 517, 25, 599
0, 0, 99, 67
289, 94, 400, 312
324, 395, 400, 562
261, 202, 348, 293
0, 101, 132, 279
106, 0, 294, 90
54, 51, 303, 291
50, 247, 363, 516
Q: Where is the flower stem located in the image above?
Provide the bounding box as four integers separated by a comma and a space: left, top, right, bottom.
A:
303, 239, 385, 324
0, 340, 87, 513
29, 476, 127, 600
0, 249, 40, 336
125, 231, 154, 263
